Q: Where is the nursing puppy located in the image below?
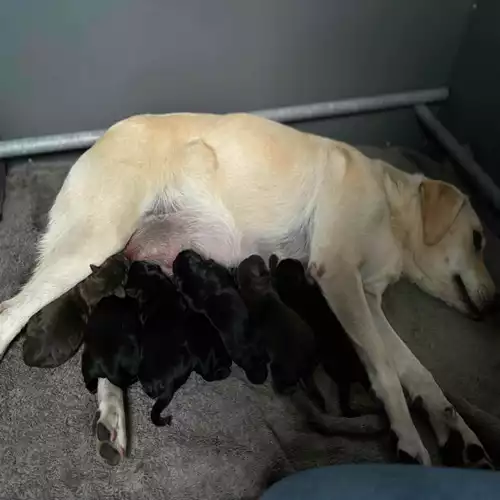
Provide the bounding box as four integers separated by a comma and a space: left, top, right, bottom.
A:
173, 250, 269, 385
184, 312, 232, 383
81, 295, 141, 393
238, 255, 385, 436
126, 261, 195, 427
22, 253, 130, 368
236, 255, 317, 395
271, 257, 372, 416
81, 293, 142, 466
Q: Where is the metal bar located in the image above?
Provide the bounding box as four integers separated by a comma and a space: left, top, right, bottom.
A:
0, 87, 449, 160
0, 130, 106, 160
0, 159, 5, 221
254, 87, 448, 122
415, 104, 500, 212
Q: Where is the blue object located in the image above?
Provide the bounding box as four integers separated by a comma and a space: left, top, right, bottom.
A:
261, 464, 500, 500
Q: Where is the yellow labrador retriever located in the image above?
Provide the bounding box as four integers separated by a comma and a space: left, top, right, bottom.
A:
0, 112, 495, 466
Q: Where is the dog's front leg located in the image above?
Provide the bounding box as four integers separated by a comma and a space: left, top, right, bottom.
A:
310, 261, 430, 465
94, 378, 127, 466
366, 294, 493, 469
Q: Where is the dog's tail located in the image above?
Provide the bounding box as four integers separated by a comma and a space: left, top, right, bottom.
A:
291, 387, 387, 436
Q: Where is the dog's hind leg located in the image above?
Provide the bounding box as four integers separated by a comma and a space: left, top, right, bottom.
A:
0, 154, 148, 360
0, 225, 132, 359
95, 378, 127, 465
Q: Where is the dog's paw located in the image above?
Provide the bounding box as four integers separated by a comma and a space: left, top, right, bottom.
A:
94, 405, 127, 466
441, 429, 493, 470
423, 402, 495, 470
392, 430, 431, 466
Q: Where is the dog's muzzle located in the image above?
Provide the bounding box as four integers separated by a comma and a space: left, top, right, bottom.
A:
453, 275, 498, 321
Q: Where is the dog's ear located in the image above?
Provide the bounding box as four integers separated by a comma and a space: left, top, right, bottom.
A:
90, 264, 100, 273
419, 179, 465, 246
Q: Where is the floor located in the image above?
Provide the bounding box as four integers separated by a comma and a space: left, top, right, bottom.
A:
0, 147, 500, 500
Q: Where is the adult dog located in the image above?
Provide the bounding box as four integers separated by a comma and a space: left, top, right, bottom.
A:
0, 112, 495, 466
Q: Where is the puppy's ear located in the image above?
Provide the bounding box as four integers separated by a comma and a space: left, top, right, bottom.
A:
90, 264, 100, 273
419, 179, 465, 246
114, 286, 126, 299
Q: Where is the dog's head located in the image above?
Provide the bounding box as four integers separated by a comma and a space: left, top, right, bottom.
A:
79, 252, 130, 306
406, 179, 495, 319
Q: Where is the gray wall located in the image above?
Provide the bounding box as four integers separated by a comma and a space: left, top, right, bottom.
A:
442, 0, 500, 185
0, 0, 473, 147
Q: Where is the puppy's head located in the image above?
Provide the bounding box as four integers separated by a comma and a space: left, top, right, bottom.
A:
274, 259, 308, 288
406, 179, 495, 318
126, 261, 176, 302
236, 255, 271, 295
173, 249, 234, 302
172, 249, 206, 280
79, 252, 130, 306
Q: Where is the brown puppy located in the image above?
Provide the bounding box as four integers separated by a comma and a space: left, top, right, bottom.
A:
22, 253, 130, 368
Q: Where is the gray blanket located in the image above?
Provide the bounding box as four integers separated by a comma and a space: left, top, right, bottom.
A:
1, 148, 500, 500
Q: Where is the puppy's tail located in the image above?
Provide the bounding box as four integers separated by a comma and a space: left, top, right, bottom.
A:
151, 397, 173, 427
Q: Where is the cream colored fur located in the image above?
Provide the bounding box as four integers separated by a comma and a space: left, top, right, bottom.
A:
0, 112, 495, 465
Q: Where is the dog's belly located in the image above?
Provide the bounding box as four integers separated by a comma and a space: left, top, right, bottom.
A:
124, 212, 254, 271
124, 212, 310, 271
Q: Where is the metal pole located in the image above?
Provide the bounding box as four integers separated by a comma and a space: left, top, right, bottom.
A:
415, 104, 500, 212
254, 87, 448, 122
0, 87, 448, 160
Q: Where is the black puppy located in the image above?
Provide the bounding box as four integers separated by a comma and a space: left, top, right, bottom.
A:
173, 250, 269, 385
81, 295, 141, 392
184, 312, 232, 383
127, 261, 193, 426
271, 257, 371, 416
127, 261, 231, 426
23, 253, 130, 368
236, 255, 317, 396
